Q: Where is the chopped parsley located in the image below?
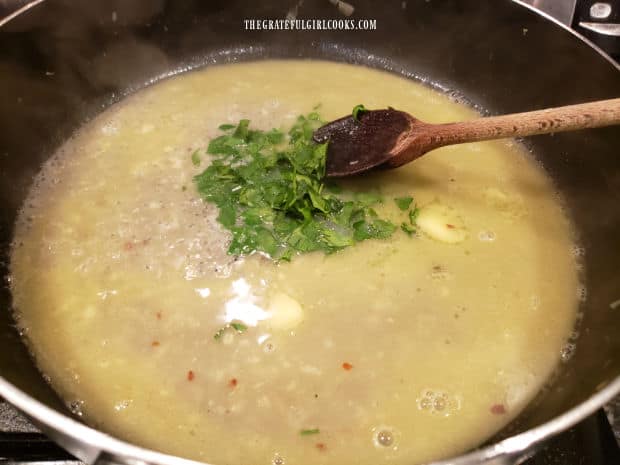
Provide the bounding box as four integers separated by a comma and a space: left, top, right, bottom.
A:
401, 204, 421, 236
213, 327, 226, 341
194, 109, 417, 261
401, 222, 416, 236
191, 149, 201, 167
352, 104, 368, 121
213, 322, 248, 341
394, 196, 413, 211
398, 196, 419, 235
300, 428, 320, 436
409, 206, 420, 224
230, 322, 247, 332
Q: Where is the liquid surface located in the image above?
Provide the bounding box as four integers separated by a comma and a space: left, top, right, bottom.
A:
10, 61, 579, 465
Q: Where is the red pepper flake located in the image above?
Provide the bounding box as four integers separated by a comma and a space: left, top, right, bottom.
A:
151, 341, 160, 347
187, 370, 195, 381
342, 362, 353, 371
123, 241, 134, 251
315, 443, 327, 451
229, 378, 238, 388
490, 403, 506, 415
446, 224, 456, 229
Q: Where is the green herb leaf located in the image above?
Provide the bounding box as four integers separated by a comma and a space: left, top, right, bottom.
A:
394, 196, 413, 211
213, 327, 226, 341
218, 123, 236, 131
352, 104, 367, 121
409, 206, 420, 224
193, 112, 402, 261
191, 150, 201, 167
354, 219, 396, 241
401, 222, 416, 236
233, 119, 251, 139
355, 191, 382, 206
300, 428, 320, 436
230, 322, 248, 332
214, 322, 248, 341
217, 202, 237, 229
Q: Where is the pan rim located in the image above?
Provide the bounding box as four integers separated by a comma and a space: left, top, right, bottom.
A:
1, 0, 619, 464
511, 0, 620, 71
2, 374, 619, 464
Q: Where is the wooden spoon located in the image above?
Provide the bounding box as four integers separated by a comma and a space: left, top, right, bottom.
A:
313, 98, 620, 177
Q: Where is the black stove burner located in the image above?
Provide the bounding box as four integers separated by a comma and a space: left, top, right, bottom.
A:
573, 0, 620, 62
0, 432, 75, 462
525, 410, 620, 465
522, 0, 620, 63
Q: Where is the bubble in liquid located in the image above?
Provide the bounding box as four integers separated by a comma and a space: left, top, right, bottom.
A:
272, 454, 285, 465
577, 285, 587, 303
376, 430, 393, 446
372, 425, 400, 449
571, 246, 586, 258
68, 399, 84, 417
71, 248, 84, 257
560, 342, 576, 362
478, 230, 496, 242
416, 389, 461, 416
433, 396, 446, 411
101, 121, 119, 135
419, 397, 432, 410
114, 399, 132, 411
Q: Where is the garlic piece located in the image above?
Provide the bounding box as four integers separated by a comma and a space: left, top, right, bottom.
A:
267, 292, 303, 330
416, 203, 468, 244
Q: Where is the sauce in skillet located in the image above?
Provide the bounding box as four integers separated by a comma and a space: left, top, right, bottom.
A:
10, 61, 579, 465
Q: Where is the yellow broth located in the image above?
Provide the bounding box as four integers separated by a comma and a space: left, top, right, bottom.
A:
10, 61, 579, 465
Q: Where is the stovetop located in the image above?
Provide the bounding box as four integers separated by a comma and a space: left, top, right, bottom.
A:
522, 0, 620, 61
1, 0, 619, 464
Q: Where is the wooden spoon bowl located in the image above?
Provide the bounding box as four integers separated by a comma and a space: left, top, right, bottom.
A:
314, 98, 620, 178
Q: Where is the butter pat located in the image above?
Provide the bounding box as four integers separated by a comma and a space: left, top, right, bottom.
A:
267, 292, 304, 330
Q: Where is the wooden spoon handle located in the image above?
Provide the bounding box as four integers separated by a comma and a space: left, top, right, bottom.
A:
427, 97, 620, 147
